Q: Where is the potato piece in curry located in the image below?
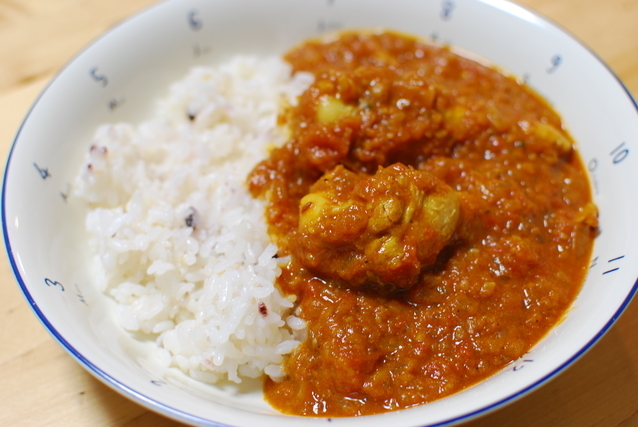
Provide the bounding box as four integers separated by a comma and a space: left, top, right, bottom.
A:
248, 30, 598, 417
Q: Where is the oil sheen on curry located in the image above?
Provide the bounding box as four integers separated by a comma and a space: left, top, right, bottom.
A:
248, 30, 598, 416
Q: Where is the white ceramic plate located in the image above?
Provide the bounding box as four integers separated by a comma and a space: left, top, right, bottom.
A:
4, 0, 638, 426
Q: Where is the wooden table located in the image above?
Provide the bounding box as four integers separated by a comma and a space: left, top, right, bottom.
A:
1, 0, 637, 425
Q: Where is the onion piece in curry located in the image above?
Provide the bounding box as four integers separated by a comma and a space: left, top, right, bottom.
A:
248, 30, 598, 417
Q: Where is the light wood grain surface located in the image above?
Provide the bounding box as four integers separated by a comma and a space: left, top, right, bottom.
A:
1, 0, 637, 426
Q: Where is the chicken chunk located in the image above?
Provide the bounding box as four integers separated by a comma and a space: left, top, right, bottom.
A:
294, 163, 461, 293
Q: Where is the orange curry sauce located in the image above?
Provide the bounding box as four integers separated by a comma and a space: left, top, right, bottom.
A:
247, 31, 598, 416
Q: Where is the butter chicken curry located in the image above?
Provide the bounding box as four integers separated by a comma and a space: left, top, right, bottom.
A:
248, 31, 598, 416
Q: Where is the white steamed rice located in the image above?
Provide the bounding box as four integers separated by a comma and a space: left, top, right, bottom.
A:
73, 56, 313, 383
